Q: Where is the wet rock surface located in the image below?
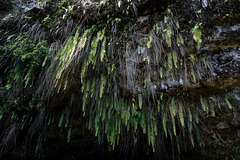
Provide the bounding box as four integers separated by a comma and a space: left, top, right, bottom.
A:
22, 2, 42, 16
210, 49, 240, 75
0, 0, 240, 160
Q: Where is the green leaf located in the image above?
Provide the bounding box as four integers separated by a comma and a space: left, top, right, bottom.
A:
100, 38, 106, 62
102, 106, 106, 121
165, 26, 173, 47
88, 114, 92, 130
168, 52, 173, 70
179, 101, 184, 127
5, 84, 11, 90
160, 67, 163, 79
67, 127, 71, 143
169, 98, 176, 136
157, 100, 160, 112
225, 98, 233, 110
138, 94, 142, 109
172, 50, 178, 69
162, 112, 167, 137
86, 80, 90, 92
191, 65, 196, 83
209, 99, 216, 117
100, 75, 107, 98
200, 96, 208, 112
89, 36, 99, 67
58, 112, 64, 128
188, 107, 192, 123
91, 78, 96, 97
147, 35, 153, 48
140, 112, 146, 134
80, 56, 88, 83
192, 23, 202, 46
82, 89, 87, 115
76, 28, 90, 52
169, 98, 176, 117
172, 116, 176, 136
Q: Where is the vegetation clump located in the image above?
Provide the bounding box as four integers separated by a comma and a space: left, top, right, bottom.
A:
0, 0, 240, 159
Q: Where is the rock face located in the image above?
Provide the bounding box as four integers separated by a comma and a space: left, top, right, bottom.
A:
0, 0, 13, 20
0, 0, 240, 160
22, 2, 42, 17
0, 0, 13, 12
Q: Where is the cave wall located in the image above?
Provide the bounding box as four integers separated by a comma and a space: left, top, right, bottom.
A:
0, 0, 240, 159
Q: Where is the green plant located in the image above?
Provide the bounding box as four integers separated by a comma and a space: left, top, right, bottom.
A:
1, 33, 48, 86
191, 23, 202, 46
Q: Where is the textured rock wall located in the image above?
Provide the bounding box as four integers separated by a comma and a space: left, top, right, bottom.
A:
0, 0, 240, 159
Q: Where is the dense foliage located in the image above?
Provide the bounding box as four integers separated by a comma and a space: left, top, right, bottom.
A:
0, 0, 239, 159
